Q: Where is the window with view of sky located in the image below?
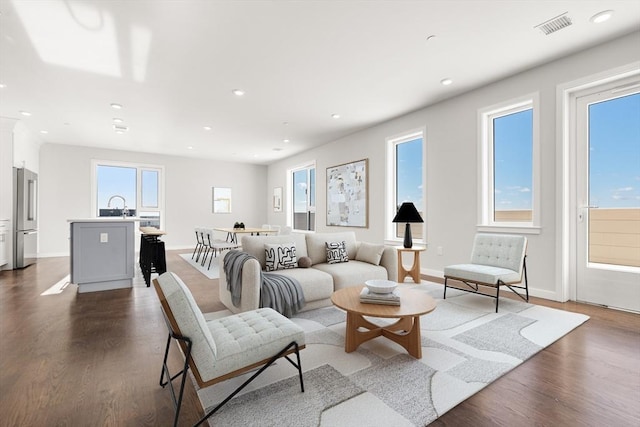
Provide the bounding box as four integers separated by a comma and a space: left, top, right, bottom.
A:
493, 109, 533, 220
589, 92, 640, 209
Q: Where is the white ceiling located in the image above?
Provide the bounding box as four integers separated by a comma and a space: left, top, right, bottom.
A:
1, 1, 639, 164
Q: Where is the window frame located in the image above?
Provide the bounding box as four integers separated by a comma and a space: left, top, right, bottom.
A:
287, 161, 316, 232
478, 93, 541, 234
91, 159, 165, 229
385, 128, 426, 245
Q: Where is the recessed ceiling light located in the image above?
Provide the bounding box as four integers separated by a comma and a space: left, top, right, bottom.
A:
203, 126, 212, 131
113, 124, 128, 132
39, 130, 48, 134
20, 110, 31, 116
283, 122, 289, 126
112, 118, 124, 123
283, 139, 290, 143
331, 114, 341, 119
440, 78, 453, 86
426, 35, 436, 42
0, 83, 6, 88
590, 10, 614, 23
110, 103, 123, 109
273, 148, 283, 152
232, 89, 245, 96
187, 146, 194, 150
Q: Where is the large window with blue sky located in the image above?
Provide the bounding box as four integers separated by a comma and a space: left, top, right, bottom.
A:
386, 130, 425, 242
92, 160, 164, 229
479, 93, 540, 230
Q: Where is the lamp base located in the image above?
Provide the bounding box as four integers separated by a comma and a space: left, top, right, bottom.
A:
403, 223, 413, 248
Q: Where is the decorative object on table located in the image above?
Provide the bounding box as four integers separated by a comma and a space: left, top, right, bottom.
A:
365, 279, 397, 294
273, 187, 283, 212
213, 187, 232, 213
233, 222, 245, 229
359, 287, 401, 305
326, 158, 368, 227
392, 202, 424, 248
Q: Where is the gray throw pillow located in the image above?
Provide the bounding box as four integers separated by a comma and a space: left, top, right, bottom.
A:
355, 242, 385, 266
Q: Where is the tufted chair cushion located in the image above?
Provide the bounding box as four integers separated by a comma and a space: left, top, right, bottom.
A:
470, 234, 526, 274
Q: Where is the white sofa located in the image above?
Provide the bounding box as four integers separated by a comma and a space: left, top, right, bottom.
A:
219, 231, 398, 314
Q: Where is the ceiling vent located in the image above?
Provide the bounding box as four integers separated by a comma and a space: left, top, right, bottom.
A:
535, 12, 572, 35
113, 124, 129, 133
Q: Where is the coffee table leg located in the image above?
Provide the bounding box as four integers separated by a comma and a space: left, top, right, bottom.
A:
345, 311, 383, 353
381, 315, 422, 358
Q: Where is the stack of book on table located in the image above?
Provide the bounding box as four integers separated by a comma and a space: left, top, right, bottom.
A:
360, 287, 401, 306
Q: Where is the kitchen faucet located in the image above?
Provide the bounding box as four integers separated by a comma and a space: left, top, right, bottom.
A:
107, 195, 128, 218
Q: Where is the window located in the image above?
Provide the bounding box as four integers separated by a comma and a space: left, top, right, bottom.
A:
386, 130, 425, 243
478, 94, 540, 232
290, 163, 315, 231
91, 160, 164, 229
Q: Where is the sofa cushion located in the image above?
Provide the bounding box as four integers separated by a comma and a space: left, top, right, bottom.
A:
355, 242, 385, 265
270, 268, 334, 303
312, 260, 389, 290
306, 232, 357, 265
242, 233, 308, 270
264, 243, 297, 271
326, 241, 349, 264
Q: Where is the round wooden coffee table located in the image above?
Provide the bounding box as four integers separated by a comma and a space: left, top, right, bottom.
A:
331, 285, 437, 359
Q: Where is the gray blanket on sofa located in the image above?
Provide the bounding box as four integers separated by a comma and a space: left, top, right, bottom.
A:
223, 250, 305, 317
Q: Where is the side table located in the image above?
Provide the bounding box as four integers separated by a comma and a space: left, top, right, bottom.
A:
396, 246, 426, 283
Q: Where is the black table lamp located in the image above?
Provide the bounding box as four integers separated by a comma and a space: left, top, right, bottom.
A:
392, 202, 424, 248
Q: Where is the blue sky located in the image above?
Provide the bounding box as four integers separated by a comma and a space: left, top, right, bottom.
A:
589, 92, 640, 208
396, 138, 423, 211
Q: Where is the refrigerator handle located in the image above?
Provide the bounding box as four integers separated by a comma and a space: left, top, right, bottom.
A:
28, 179, 37, 221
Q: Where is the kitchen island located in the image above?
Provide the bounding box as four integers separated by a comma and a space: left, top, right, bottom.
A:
68, 218, 138, 293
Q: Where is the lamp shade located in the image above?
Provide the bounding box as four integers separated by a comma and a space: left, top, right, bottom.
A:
392, 202, 424, 223
392, 202, 423, 248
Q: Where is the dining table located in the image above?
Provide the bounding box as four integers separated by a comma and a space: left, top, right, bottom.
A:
213, 227, 278, 244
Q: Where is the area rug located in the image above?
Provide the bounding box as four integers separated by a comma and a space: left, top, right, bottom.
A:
179, 253, 220, 279
196, 282, 589, 426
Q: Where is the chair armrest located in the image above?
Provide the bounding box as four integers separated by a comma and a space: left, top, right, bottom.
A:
379, 246, 398, 282
219, 250, 261, 313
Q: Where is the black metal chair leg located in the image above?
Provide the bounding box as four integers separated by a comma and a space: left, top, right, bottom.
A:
443, 278, 448, 300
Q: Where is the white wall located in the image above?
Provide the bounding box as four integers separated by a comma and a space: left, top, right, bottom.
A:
266, 31, 640, 300
39, 144, 268, 256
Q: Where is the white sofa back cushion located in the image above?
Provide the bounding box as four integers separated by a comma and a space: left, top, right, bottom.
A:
306, 232, 358, 265
241, 233, 308, 270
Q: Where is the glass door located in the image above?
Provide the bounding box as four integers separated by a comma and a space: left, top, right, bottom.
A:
576, 83, 640, 312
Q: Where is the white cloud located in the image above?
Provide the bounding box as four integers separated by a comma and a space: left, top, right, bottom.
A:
614, 186, 634, 192
519, 187, 531, 193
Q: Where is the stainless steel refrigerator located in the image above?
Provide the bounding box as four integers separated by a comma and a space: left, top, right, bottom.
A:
14, 167, 38, 268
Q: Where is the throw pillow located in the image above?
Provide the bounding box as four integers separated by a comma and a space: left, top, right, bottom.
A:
298, 256, 313, 268
355, 242, 385, 266
326, 241, 349, 264
265, 243, 297, 271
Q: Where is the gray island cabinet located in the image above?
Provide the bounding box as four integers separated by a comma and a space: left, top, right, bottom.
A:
68, 219, 136, 293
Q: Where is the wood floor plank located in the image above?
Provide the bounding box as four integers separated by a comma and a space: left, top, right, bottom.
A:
0, 251, 638, 426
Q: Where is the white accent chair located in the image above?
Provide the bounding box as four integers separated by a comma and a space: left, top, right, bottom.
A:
443, 233, 529, 312
154, 272, 305, 426
201, 228, 239, 269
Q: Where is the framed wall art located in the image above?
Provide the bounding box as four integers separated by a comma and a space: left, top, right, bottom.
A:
273, 187, 283, 212
212, 187, 232, 213
326, 158, 368, 227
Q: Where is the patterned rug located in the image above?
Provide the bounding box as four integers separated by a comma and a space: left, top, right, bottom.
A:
196, 282, 589, 426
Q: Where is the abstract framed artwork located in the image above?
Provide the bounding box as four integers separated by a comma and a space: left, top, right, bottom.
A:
326, 158, 368, 227
212, 187, 232, 213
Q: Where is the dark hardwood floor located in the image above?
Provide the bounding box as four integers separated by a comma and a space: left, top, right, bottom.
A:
0, 251, 638, 426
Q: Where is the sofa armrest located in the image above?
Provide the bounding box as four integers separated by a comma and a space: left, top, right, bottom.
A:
379, 246, 398, 282
219, 250, 262, 313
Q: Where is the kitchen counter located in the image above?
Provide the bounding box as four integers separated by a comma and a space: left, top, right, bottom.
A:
69, 219, 135, 293
67, 217, 141, 223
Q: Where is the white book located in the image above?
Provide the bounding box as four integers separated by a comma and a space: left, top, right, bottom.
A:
360, 287, 400, 301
